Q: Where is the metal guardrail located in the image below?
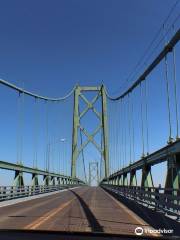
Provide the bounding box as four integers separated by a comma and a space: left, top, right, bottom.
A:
0, 184, 79, 202
101, 184, 180, 219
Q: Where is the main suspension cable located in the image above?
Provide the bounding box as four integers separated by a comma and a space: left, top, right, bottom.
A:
0, 78, 76, 102
105, 28, 180, 101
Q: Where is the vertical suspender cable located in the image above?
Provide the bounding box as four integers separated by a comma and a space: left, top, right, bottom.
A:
16, 93, 20, 164
131, 92, 135, 163
114, 102, 116, 172
122, 99, 125, 168
144, 80, 149, 155
78, 105, 87, 183
80, 124, 87, 182
58, 142, 61, 174
110, 101, 113, 174
115, 102, 118, 172
128, 94, 132, 164
119, 101, 122, 170
114, 102, 117, 171
163, 24, 173, 144
124, 99, 127, 166
45, 101, 49, 172
118, 101, 121, 170
33, 98, 38, 168
17, 92, 24, 165
108, 101, 111, 175
17, 92, 22, 164
100, 130, 102, 180
164, 54, 173, 143
140, 83, 145, 158
172, 25, 179, 140
114, 102, 117, 172
52, 137, 54, 173
111, 102, 114, 173
107, 100, 110, 175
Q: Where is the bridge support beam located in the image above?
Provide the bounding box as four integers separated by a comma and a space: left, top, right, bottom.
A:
118, 175, 123, 185
13, 170, 24, 187
165, 154, 180, 192
32, 173, 39, 187
43, 175, 50, 186
130, 170, 137, 186
116, 177, 119, 185
123, 173, 128, 186
61, 178, 65, 185
141, 165, 153, 187
57, 177, 61, 185
51, 176, 56, 186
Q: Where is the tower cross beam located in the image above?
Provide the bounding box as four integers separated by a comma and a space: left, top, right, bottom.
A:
71, 85, 109, 178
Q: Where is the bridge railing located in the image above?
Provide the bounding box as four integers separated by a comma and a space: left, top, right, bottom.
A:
0, 184, 81, 202
101, 184, 180, 219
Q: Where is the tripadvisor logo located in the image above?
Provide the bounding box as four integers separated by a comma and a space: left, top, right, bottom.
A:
135, 227, 143, 236
135, 226, 174, 235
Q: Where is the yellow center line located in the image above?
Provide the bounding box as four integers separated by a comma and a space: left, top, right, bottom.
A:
24, 197, 76, 230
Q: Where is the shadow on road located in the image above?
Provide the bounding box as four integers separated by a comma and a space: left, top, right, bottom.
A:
69, 189, 103, 233
103, 187, 180, 237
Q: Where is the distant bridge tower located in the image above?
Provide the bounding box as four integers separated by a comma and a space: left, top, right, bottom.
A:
89, 162, 99, 186
71, 85, 109, 179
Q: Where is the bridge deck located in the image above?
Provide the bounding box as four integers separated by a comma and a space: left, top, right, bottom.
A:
0, 187, 156, 236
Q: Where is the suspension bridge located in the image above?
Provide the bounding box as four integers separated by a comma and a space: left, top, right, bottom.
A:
0, 15, 180, 240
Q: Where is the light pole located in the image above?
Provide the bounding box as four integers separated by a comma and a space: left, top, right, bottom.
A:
47, 138, 67, 174
60, 138, 67, 175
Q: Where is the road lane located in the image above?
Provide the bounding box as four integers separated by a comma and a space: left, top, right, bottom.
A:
0, 187, 88, 229
0, 186, 156, 236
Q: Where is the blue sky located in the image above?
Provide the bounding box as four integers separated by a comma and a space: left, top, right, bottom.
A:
0, 0, 179, 186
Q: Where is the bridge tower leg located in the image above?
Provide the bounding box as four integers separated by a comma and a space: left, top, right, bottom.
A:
71, 85, 109, 179
13, 171, 24, 187
71, 86, 80, 178
101, 86, 109, 178
130, 170, 137, 186
141, 165, 153, 187
165, 154, 180, 192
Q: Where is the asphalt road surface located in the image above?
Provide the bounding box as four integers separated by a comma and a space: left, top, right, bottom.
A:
0, 187, 156, 236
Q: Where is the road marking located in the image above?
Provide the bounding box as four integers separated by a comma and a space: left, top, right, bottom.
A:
24, 197, 76, 230
24, 188, 90, 230
101, 188, 159, 237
